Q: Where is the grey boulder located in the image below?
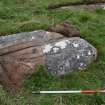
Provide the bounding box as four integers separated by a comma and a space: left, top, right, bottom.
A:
43, 37, 97, 75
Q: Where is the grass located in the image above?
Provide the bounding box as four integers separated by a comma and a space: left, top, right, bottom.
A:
0, 0, 105, 105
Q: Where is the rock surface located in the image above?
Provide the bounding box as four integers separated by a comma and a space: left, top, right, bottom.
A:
43, 37, 97, 75
0, 30, 97, 93
0, 30, 64, 93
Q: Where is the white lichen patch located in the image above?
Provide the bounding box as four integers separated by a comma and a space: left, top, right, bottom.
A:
80, 63, 84, 66
55, 40, 69, 49
77, 55, 80, 59
33, 30, 38, 32
46, 31, 50, 34
31, 36, 35, 40
66, 40, 70, 44
52, 47, 59, 53
43, 39, 70, 54
88, 51, 91, 55
73, 43, 79, 48
43, 44, 52, 53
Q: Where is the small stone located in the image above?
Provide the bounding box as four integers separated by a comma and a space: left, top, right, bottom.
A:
48, 21, 80, 37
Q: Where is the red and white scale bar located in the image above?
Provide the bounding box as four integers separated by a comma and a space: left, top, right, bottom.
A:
32, 90, 105, 94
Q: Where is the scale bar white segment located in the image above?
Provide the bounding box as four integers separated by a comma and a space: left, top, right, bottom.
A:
40, 90, 81, 94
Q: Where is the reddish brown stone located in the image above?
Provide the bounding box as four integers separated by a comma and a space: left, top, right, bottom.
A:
0, 30, 63, 94
48, 21, 80, 37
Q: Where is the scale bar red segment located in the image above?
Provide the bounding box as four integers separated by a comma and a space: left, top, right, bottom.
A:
81, 90, 97, 93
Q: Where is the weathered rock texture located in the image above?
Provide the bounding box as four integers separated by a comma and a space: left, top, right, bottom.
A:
0, 30, 97, 93
43, 38, 97, 75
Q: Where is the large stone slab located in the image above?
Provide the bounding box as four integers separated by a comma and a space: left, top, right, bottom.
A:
0, 30, 97, 93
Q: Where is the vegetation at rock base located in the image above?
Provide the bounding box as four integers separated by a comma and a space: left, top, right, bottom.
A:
0, 0, 105, 104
